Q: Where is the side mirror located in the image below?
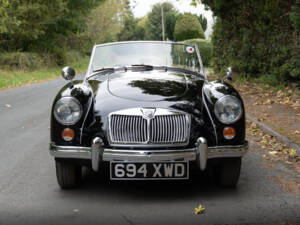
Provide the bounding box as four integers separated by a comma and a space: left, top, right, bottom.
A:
223, 67, 238, 83
61, 66, 76, 81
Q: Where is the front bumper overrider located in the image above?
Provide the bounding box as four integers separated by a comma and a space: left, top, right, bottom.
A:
49, 137, 249, 172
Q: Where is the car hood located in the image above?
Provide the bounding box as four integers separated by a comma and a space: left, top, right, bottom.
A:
87, 69, 205, 120
107, 70, 187, 102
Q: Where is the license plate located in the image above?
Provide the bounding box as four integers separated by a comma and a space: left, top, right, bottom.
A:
110, 162, 189, 180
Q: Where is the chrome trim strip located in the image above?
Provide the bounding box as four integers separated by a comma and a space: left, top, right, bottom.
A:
202, 88, 218, 144
80, 96, 93, 144
102, 149, 196, 162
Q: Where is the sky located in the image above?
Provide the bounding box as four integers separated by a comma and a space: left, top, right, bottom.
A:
130, 0, 214, 39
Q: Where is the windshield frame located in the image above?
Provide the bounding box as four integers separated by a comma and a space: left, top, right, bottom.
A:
85, 41, 206, 80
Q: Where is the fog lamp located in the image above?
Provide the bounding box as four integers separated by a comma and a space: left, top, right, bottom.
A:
223, 127, 236, 140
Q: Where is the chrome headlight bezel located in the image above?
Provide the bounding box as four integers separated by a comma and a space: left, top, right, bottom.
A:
214, 95, 243, 124
54, 97, 83, 125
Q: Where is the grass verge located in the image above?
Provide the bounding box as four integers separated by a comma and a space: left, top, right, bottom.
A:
0, 56, 89, 90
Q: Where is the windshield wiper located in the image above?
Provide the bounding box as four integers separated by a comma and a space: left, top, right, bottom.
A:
131, 64, 154, 71
92, 67, 115, 73
131, 64, 170, 72
87, 67, 115, 80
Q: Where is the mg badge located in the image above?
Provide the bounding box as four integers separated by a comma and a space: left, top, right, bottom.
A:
141, 108, 156, 120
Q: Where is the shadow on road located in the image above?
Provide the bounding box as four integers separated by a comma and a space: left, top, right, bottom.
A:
56, 165, 241, 203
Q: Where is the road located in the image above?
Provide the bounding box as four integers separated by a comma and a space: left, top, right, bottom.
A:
0, 75, 299, 225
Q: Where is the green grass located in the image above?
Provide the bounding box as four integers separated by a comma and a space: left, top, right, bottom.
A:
0, 57, 89, 90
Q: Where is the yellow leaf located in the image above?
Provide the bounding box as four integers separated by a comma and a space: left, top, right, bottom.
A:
289, 149, 296, 156
283, 98, 291, 104
194, 205, 206, 215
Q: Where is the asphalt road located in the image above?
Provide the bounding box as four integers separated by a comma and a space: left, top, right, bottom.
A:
0, 75, 299, 225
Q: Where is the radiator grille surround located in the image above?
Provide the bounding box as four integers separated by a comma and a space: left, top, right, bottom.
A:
108, 108, 191, 147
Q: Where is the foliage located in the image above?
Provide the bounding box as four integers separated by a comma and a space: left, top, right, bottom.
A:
135, 17, 149, 40
197, 15, 207, 32
146, 2, 178, 40
290, 0, 300, 32
0, 52, 51, 71
115, 1, 208, 42
181, 38, 213, 66
0, 0, 103, 52
87, 0, 131, 44
198, 0, 300, 83
164, 11, 178, 40
174, 13, 205, 41
0, 50, 84, 71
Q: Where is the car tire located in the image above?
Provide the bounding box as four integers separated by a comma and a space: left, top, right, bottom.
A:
55, 161, 82, 189
213, 157, 241, 188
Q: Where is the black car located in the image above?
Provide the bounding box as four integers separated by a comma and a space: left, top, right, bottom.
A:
50, 41, 248, 189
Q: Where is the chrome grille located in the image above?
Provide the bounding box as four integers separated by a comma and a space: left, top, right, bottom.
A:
109, 108, 190, 146
110, 115, 147, 143
150, 115, 188, 143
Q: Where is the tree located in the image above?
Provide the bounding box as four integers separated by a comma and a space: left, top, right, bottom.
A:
118, 16, 138, 41
147, 2, 178, 40
197, 0, 300, 82
0, 0, 103, 51
164, 11, 178, 40
87, 0, 131, 44
197, 14, 207, 32
174, 13, 205, 41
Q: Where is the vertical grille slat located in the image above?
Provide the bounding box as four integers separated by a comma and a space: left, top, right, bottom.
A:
109, 111, 190, 145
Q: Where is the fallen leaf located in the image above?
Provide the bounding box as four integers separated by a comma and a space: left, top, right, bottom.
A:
268, 151, 277, 155
289, 149, 296, 156
194, 205, 206, 215
73, 209, 79, 213
283, 98, 291, 104
5, 104, 11, 108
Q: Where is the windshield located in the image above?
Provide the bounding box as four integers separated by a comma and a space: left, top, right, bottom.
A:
88, 42, 203, 75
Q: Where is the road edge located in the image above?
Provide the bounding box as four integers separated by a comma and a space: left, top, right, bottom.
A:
246, 114, 300, 154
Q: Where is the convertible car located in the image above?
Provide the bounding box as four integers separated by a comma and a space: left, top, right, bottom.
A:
50, 41, 248, 189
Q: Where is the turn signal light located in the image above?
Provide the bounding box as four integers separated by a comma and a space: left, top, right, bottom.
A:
62, 128, 75, 141
223, 127, 235, 140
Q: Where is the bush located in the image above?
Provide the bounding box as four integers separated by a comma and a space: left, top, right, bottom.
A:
181, 38, 213, 66
203, 0, 300, 83
174, 13, 205, 41
0, 50, 85, 71
0, 52, 52, 70
52, 47, 67, 67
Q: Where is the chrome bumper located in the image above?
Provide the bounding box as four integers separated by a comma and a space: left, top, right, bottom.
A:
49, 138, 248, 172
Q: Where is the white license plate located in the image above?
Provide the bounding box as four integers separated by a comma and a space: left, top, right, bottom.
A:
110, 162, 189, 180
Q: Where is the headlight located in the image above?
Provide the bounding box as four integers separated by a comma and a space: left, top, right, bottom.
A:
54, 97, 83, 125
214, 95, 243, 124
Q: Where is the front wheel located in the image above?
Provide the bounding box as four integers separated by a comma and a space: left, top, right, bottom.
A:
55, 161, 82, 189
213, 157, 242, 188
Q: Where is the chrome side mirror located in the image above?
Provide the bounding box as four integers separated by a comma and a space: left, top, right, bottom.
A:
223, 67, 238, 83
62, 66, 76, 81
